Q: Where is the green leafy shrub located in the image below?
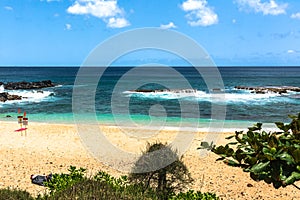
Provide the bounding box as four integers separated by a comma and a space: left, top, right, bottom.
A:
129, 142, 193, 200
0, 188, 34, 200
42, 178, 154, 200
200, 113, 300, 189
0, 165, 218, 200
43, 170, 217, 200
94, 171, 128, 191
171, 190, 219, 200
44, 166, 86, 195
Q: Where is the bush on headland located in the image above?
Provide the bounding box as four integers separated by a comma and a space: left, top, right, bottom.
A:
201, 113, 300, 189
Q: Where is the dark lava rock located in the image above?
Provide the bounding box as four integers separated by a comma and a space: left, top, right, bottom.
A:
4, 80, 55, 90
235, 86, 300, 94
0, 92, 22, 102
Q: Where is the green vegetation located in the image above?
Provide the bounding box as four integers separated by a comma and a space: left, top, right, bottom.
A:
0, 188, 34, 200
44, 165, 86, 195
169, 190, 219, 200
201, 113, 300, 189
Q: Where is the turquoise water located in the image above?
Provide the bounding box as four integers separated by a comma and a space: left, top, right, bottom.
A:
0, 67, 299, 129
0, 111, 274, 132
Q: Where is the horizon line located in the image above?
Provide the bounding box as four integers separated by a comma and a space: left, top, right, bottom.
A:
0, 65, 300, 68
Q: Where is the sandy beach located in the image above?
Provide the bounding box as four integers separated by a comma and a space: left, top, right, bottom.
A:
0, 121, 299, 199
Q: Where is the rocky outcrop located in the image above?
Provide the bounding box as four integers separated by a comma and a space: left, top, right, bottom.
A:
235, 86, 300, 94
132, 89, 197, 93
0, 92, 22, 102
1, 80, 54, 90
0, 80, 54, 102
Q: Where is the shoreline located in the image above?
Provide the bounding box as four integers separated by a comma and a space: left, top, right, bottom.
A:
0, 114, 280, 132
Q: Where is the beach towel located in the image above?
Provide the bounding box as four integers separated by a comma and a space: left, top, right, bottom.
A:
30, 173, 52, 186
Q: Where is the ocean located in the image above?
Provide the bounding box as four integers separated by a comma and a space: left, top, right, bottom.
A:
0, 67, 299, 130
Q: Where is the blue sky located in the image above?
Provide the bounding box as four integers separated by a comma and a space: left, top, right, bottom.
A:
1, 0, 300, 66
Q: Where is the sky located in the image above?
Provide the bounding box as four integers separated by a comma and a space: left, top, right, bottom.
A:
1, 0, 300, 66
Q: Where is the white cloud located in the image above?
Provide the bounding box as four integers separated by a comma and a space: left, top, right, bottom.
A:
181, 0, 218, 27
67, 0, 129, 28
160, 22, 177, 29
65, 23, 72, 30
287, 50, 296, 54
4, 6, 13, 11
235, 0, 288, 15
107, 17, 129, 28
232, 19, 237, 23
291, 12, 300, 19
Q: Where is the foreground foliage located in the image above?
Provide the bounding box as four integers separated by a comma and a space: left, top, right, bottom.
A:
44, 166, 86, 195
0, 188, 34, 200
201, 113, 300, 189
0, 165, 218, 200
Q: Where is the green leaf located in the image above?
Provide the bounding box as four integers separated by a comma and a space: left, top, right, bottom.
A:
235, 149, 245, 163
262, 147, 270, 154
199, 142, 210, 149
245, 156, 257, 165
283, 172, 300, 185
227, 142, 238, 145
225, 135, 235, 140
247, 131, 254, 138
224, 159, 240, 167
288, 114, 298, 120
292, 149, 300, 163
277, 152, 295, 165
275, 122, 285, 130
250, 161, 270, 173
248, 123, 262, 132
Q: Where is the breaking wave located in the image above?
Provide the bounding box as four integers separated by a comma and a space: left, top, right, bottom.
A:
0, 85, 55, 105
124, 88, 299, 104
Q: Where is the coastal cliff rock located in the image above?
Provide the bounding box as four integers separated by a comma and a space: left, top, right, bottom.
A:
235, 86, 300, 94
0, 92, 22, 102
1, 80, 55, 90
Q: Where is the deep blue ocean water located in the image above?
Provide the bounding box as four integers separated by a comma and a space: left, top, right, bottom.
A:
0, 67, 299, 128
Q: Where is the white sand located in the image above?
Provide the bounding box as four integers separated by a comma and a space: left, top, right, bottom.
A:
0, 121, 299, 199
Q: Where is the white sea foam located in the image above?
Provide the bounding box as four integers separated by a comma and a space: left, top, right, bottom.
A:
124, 90, 206, 100
0, 85, 4, 92
0, 88, 55, 105
124, 89, 295, 104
